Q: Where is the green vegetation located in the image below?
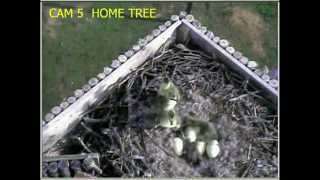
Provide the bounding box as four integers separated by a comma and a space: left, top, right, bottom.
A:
42, 2, 278, 116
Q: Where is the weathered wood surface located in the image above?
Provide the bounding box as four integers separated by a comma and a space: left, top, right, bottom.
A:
43, 153, 99, 162
42, 21, 182, 153
180, 19, 278, 104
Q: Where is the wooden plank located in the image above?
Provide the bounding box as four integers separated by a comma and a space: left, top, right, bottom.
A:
43, 153, 99, 162
42, 20, 182, 153
181, 19, 278, 104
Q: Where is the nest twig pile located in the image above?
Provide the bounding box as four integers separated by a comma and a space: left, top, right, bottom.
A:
44, 43, 278, 178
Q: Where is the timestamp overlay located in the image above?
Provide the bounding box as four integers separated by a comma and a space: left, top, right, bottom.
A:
48, 7, 157, 19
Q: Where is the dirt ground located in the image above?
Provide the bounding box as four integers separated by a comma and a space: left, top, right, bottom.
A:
230, 7, 266, 58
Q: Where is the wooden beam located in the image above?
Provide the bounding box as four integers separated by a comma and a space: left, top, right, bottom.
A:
42, 20, 182, 153
181, 19, 278, 104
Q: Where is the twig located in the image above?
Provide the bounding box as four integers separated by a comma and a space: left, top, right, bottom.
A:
73, 136, 93, 153
247, 144, 252, 160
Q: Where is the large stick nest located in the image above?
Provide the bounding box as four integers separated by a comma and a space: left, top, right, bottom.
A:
44, 42, 278, 178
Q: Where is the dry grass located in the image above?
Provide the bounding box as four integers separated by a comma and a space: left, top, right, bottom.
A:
230, 7, 266, 57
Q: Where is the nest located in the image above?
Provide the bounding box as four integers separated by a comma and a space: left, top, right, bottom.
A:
43, 42, 278, 178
